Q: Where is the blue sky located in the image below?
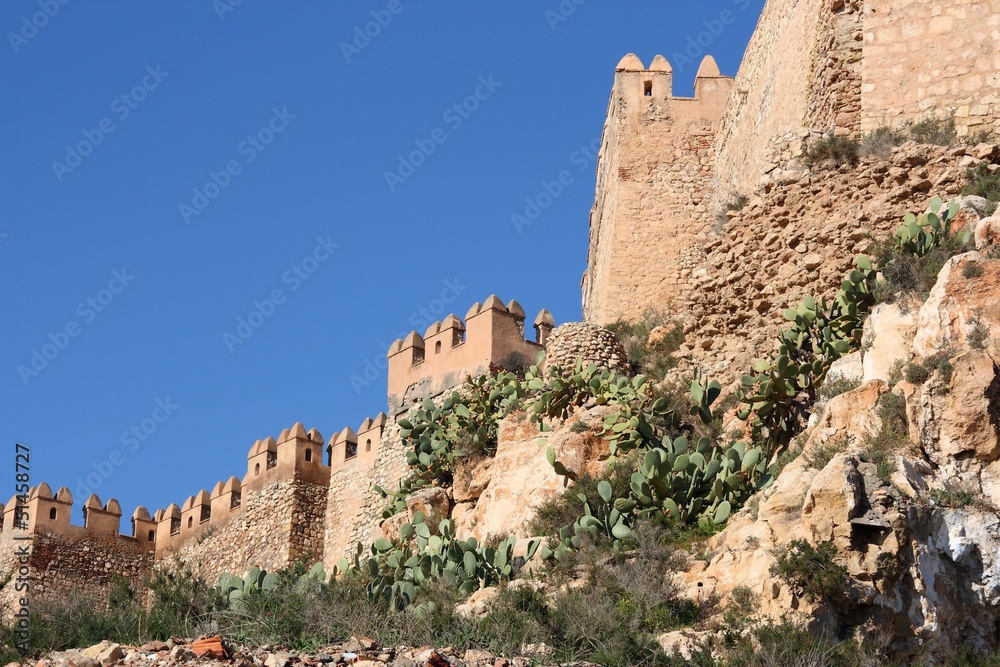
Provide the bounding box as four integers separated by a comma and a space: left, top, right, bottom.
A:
0, 1, 763, 526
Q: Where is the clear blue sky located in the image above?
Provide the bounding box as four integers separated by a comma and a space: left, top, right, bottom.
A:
1, 1, 763, 525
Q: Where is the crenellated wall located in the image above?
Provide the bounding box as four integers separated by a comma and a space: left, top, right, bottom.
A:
4, 295, 554, 602
387, 295, 553, 414
0, 486, 155, 616
581, 53, 734, 325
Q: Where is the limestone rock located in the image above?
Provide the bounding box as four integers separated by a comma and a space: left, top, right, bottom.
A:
827, 350, 862, 384
454, 586, 499, 619
801, 454, 864, 550
469, 411, 603, 541
861, 303, 917, 383
975, 213, 1000, 250
918, 350, 1000, 466
803, 380, 887, 457
913, 253, 1000, 356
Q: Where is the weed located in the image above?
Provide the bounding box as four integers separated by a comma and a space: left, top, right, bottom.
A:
819, 375, 861, 403
570, 420, 590, 434
806, 134, 860, 166
771, 540, 851, 603
963, 261, 984, 279
604, 309, 684, 380
860, 126, 907, 158
963, 164, 1000, 213
968, 312, 991, 350
908, 115, 957, 146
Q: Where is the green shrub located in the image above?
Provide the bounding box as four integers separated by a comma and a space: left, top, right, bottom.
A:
604, 309, 684, 380
963, 164, 1000, 214
806, 134, 860, 166
968, 315, 990, 350
527, 459, 635, 540
904, 362, 931, 385
963, 261, 984, 278
860, 126, 907, 158
771, 540, 851, 603
819, 375, 861, 402
909, 115, 957, 146
860, 393, 910, 482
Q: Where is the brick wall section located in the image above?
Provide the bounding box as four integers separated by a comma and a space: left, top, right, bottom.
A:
860, 0, 1000, 136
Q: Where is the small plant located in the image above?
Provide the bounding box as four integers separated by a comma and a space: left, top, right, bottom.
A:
908, 115, 957, 146
931, 486, 976, 508
886, 358, 908, 386
806, 435, 846, 471
903, 362, 930, 385
968, 312, 991, 350
570, 420, 590, 434
965, 129, 997, 146
806, 134, 860, 166
604, 309, 684, 379
860, 126, 907, 158
963, 261, 984, 279
860, 393, 909, 482
726, 194, 750, 212
819, 375, 861, 402
963, 164, 1000, 214
771, 540, 851, 603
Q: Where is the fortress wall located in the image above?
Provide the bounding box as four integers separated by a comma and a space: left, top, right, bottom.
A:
861, 0, 1000, 136
582, 55, 733, 325
715, 0, 827, 199
323, 418, 408, 568
806, 0, 864, 136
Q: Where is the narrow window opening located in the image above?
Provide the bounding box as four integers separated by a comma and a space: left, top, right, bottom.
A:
435, 341, 442, 354
366, 438, 372, 452
255, 463, 260, 476
305, 448, 313, 462
187, 516, 193, 529
49, 508, 57, 520
147, 529, 155, 542
643, 80, 652, 96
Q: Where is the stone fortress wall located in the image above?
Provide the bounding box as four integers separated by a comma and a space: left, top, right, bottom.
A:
584, 0, 1000, 327
581, 53, 734, 325
0, 296, 554, 607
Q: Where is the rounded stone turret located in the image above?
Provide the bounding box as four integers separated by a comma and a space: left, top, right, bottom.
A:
541, 322, 629, 378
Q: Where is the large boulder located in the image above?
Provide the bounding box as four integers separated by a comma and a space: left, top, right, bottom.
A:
913, 253, 1000, 357
861, 303, 917, 383
801, 454, 865, 551
468, 411, 607, 541
918, 350, 1000, 467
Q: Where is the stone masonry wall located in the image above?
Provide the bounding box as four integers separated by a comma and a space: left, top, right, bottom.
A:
27, 531, 153, 604
679, 142, 994, 388
715, 0, 827, 200
168, 479, 305, 581
582, 56, 733, 325
323, 419, 408, 568
860, 0, 1000, 137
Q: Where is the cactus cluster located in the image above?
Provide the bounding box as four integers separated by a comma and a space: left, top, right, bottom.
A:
213, 562, 326, 610
739, 254, 877, 453
893, 197, 961, 257
335, 512, 538, 609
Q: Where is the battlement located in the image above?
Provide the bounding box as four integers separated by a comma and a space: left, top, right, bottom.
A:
611, 53, 733, 126
386, 295, 554, 412
0, 485, 155, 549
328, 412, 386, 468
